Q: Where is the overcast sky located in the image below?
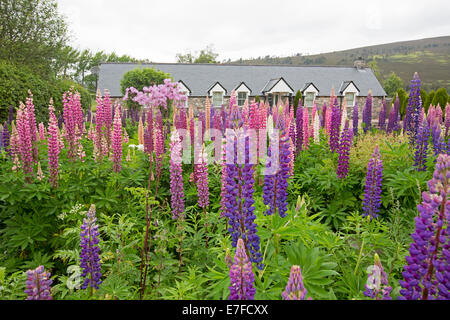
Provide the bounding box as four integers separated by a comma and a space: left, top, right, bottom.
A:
57, 0, 450, 62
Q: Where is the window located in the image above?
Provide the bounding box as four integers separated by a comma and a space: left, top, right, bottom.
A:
345, 92, 355, 107
237, 92, 247, 106
212, 92, 223, 106
305, 92, 315, 107
180, 92, 188, 108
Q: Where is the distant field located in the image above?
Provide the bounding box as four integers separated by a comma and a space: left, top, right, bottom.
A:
232, 36, 450, 91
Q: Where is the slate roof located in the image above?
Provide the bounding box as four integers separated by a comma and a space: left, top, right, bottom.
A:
97, 62, 386, 97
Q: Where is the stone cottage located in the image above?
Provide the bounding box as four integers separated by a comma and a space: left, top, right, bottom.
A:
97, 61, 386, 118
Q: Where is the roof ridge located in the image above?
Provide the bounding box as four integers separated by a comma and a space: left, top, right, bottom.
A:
100, 62, 365, 69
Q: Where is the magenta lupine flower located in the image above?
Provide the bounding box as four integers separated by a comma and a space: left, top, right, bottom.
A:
303, 108, 310, 150
445, 104, 450, 138
282, 265, 310, 300
95, 90, 104, 160
80, 204, 102, 290
295, 106, 303, 155
154, 127, 164, 177
48, 100, 60, 188
364, 254, 392, 300
329, 98, 341, 153
362, 146, 383, 219
195, 148, 209, 208
337, 120, 352, 179
63, 91, 77, 159
103, 89, 112, 145
170, 130, 185, 219
399, 154, 450, 300
16, 102, 33, 181
229, 238, 256, 300
72, 92, 84, 134
38, 122, 45, 141
25, 90, 38, 162
249, 101, 258, 130
24, 266, 52, 300
112, 106, 122, 173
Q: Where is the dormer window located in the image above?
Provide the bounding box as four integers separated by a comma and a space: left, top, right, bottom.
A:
208, 82, 227, 107
234, 82, 251, 107
212, 91, 223, 106
339, 81, 360, 107
237, 92, 247, 106
177, 80, 191, 108
301, 82, 319, 108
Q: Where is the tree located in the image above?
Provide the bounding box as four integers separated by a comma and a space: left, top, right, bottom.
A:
425, 90, 435, 110
0, 0, 69, 77
176, 45, 219, 64
120, 67, 171, 110
368, 60, 381, 82
421, 89, 429, 113
383, 72, 403, 98
396, 88, 408, 119
432, 88, 449, 111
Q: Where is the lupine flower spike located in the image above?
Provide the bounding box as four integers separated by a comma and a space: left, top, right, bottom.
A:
362, 146, 383, 219
229, 238, 256, 300
282, 265, 311, 300
363, 254, 392, 300
24, 266, 52, 300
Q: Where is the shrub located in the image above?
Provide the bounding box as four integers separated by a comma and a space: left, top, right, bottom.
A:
432, 88, 448, 111
0, 60, 91, 124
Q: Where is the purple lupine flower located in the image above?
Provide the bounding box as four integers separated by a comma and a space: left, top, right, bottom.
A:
378, 99, 387, 131
282, 265, 311, 300
387, 96, 400, 134
8, 105, 14, 125
224, 126, 263, 269
362, 92, 372, 133
80, 204, 102, 290
296, 105, 303, 155
2, 122, 10, 155
170, 130, 185, 219
24, 266, 52, 300
146, 107, 154, 154
399, 154, 450, 300
352, 102, 359, 138
431, 123, 444, 157
414, 119, 430, 172
329, 98, 340, 153
321, 103, 327, 128
363, 254, 392, 300
406, 72, 422, 142
228, 238, 256, 300
362, 146, 383, 219
445, 104, 450, 138
262, 117, 291, 217
195, 147, 209, 208
337, 120, 352, 179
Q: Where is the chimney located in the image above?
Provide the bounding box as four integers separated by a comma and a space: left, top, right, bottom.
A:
354, 57, 366, 69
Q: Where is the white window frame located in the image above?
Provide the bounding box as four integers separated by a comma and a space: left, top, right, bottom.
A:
212, 91, 223, 107
342, 82, 359, 107
303, 83, 318, 108
345, 92, 355, 107
305, 92, 315, 107
237, 92, 248, 106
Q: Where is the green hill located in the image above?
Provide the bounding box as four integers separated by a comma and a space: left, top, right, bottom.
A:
232, 36, 450, 91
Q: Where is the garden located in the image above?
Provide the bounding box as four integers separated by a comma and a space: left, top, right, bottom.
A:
0, 72, 448, 302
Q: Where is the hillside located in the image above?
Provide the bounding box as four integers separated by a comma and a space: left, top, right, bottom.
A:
232, 36, 450, 91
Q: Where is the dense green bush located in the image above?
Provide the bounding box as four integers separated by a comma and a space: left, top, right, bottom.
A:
432, 88, 449, 110
0, 60, 91, 124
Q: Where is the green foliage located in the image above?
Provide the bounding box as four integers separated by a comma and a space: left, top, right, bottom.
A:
396, 88, 408, 119
0, 0, 69, 78
421, 89, 429, 113
383, 72, 404, 98
176, 45, 219, 64
0, 60, 91, 123
432, 88, 449, 110
425, 90, 435, 109
293, 90, 302, 114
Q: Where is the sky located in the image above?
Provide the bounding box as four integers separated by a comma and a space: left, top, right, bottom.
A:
57, 0, 450, 63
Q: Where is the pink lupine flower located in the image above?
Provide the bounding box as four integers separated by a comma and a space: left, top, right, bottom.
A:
195, 146, 209, 208
48, 99, 60, 188
303, 108, 310, 150
95, 89, 104, 160
123, 129, 129, 144
112, 105, 122, 172
16, 102, 33, 182
38, 122, 45, 141
26, 90, 38, 162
